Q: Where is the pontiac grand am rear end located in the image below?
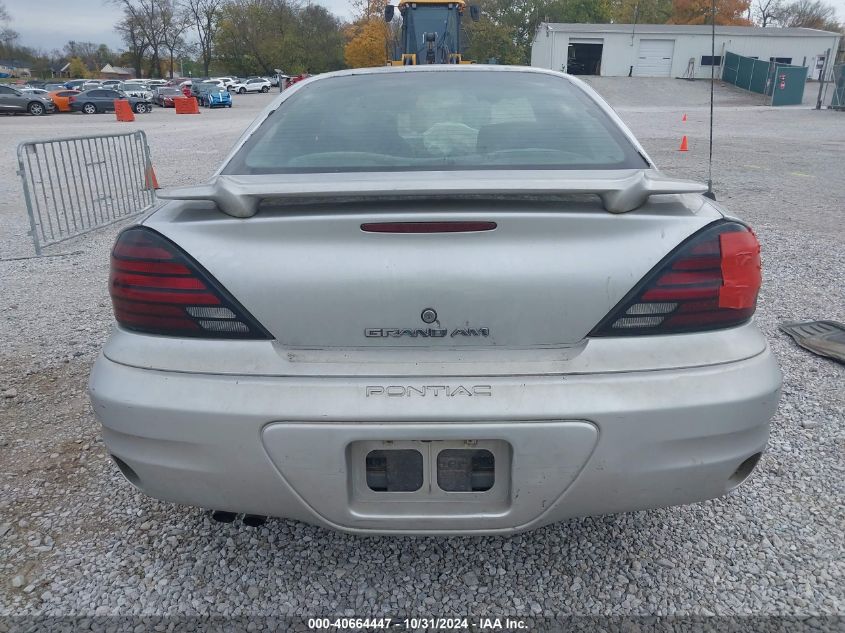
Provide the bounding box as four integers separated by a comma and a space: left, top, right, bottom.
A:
88, 66, 781, 535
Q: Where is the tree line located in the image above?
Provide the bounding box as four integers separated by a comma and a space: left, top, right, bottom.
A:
0, 0, 345, 79
344, 0, 843, 67
114, 0, 344, 78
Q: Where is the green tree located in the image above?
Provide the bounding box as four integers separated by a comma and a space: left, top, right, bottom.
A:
611, 0, 674, 23
294, 4, 345, 72
544, 0, 613, 23
68, 57, 89, 78
475, 0, 612, 64
216, 0, 297, 75
464, 16, 523, 64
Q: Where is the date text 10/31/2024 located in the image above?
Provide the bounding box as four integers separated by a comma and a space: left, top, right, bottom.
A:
307, 617, 529, 630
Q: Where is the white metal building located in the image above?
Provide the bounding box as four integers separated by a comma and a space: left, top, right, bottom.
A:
531, 23, 841, 80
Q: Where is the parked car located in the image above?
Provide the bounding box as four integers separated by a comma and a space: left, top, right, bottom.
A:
69, 89, 152, 114
47, 89, 80, 112
283, 73, 309, 89
230, 77, 270, 93
154, 87, 183, 107
0, 84, 55, 115
64, 79, 87, 90
119, 82, 154, 101
101, 79, 123, 88
82, 80, 103, 90
43, 83, 66, 91
213, 76, 236, 89
19, 88, 50, 97
146, 79, 167, 89
89, 66, 782, 535
197, 85, 232, 108
191, 79, 225, 97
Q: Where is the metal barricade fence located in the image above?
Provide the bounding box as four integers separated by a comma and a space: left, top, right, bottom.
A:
16, 130, 157, 256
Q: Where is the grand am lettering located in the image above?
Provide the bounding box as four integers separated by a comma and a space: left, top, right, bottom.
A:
365, 328, 490, 338
365, 386, 493, 398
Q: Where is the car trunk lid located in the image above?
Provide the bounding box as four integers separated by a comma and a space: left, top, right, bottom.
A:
144, 195, 718, 350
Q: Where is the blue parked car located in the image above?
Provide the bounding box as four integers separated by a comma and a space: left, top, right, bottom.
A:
198, 86, 232, 109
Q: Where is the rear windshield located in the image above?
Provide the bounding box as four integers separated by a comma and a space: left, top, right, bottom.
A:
223, 71, 647, 174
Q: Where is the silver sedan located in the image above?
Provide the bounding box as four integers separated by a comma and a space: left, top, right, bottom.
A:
88, 66, 782, 535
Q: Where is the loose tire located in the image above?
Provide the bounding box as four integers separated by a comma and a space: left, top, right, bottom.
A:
261, 86, 269, 93
134, 102, 147, 114
82, 103, 97, 115
238, 87, 246, 94
28, 102, 45, 116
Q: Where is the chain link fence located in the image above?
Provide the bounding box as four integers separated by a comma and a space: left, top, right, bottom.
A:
16, 130, 157, 256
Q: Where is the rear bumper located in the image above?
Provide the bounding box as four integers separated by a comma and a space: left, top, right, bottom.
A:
89, 348, 781, 535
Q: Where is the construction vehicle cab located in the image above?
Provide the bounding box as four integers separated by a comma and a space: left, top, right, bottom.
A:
385, 1, 480, 65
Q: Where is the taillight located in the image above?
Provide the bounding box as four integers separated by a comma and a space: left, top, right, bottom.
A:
68, 96, 76, 103
591, 221, 761, 336
109, 227, 271, 339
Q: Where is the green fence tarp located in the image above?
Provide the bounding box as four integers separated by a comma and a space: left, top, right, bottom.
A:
722, 51, 808, 106
722, 51, 771, 94
832, 64, 845, 109
770, 64, 808, 106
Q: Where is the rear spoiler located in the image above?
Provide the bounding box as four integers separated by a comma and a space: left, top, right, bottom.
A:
157, 169, 708, 218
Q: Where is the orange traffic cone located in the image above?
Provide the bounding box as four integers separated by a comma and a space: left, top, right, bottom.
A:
145, 164, 160, 190
678, 135, 689, 152
682, 113, 687, 122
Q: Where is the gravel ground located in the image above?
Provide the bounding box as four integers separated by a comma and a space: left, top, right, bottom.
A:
0, 78, 843, 621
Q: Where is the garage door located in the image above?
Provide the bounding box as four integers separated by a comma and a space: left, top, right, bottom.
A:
634, 39, 675, 77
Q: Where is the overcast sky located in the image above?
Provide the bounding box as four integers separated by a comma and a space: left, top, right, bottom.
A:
6, 0, 845, 52
6, 0, 355, 51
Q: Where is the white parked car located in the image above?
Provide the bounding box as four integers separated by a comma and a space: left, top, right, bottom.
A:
119, 82, 153, 101
200, 78, 226, 90
230, 77, 271, 94
214, 76, 237, 89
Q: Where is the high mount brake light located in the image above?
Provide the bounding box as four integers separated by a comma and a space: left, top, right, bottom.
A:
109, 227, 271, 339
361, 221, 498, 233
591, 221, 761, 336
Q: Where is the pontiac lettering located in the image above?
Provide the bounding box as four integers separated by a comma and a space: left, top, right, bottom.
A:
365, 385, 493, 398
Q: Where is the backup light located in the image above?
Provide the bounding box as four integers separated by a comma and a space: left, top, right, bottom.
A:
591, 222, 761, 336
109, 227, 271, 339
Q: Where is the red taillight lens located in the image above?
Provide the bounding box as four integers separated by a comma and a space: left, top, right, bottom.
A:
109, 227, 271, 339
591, 221, 761, 336
68, 96, 76, 103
